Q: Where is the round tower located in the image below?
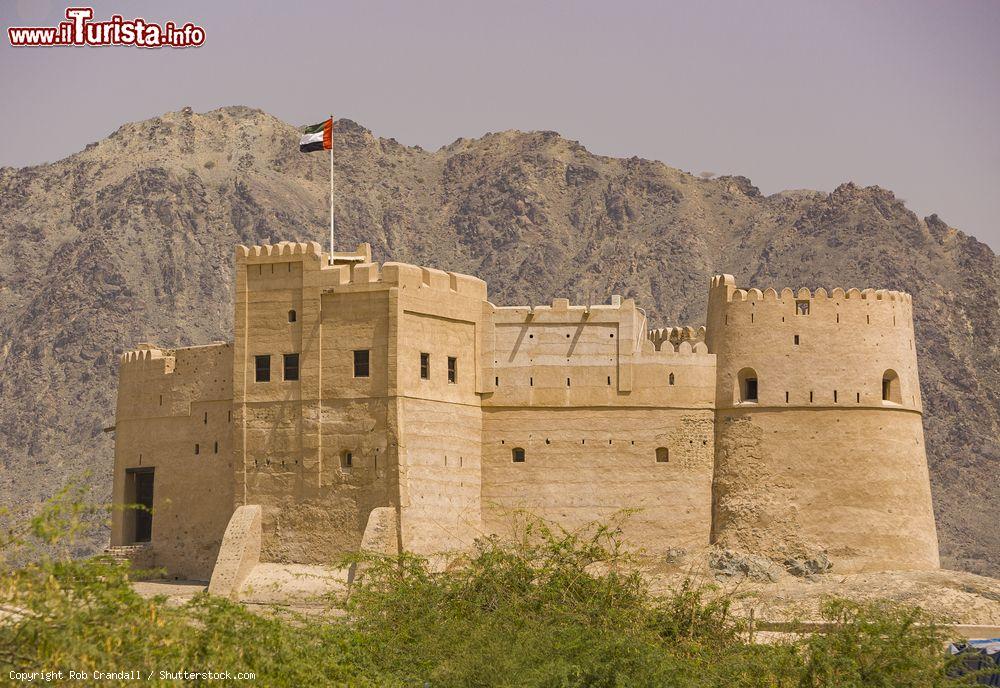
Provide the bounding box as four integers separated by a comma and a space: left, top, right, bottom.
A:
705, 275, 939, 573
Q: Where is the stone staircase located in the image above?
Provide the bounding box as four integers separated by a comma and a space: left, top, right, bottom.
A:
103, 543, 154, 570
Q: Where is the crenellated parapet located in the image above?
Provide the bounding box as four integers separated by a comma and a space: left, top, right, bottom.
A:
236, 240, 326, 264
648, 326, 707, 352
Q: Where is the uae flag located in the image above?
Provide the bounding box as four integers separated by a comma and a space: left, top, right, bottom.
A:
299, 119, 333, 152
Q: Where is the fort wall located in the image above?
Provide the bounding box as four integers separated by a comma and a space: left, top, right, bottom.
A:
112, 343, 234, 580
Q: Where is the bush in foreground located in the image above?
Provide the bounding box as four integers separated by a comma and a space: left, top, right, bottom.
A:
0, 491, 974, 687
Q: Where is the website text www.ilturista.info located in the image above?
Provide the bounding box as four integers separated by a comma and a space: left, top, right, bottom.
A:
8, 7, 205, 48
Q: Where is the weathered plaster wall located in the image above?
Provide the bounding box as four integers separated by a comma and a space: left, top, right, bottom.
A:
112, 343, 234, 580
479, 297, 717, 553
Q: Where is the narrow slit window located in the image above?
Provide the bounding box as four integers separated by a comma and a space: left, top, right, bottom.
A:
420, 352, 430, 379
785, 391, 789, 403
793, 334, 800, 345
283, 353, 299, 381
255, 355, 271, 383
668, 372, 675, 386
214, 441, 219, 454
354, 350, 370, 378
203, 412, 208, 424
834, 390, 838, 402
447, 356, 457, 384
810, 391, 814, 403
194, 443, 200, 455
512, 447, 525, 463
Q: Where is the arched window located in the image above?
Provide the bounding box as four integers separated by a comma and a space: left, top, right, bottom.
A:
882, 370, 901, 404
341, 450, 353, 468
737, 368, 758, 403
512, 447, 525, 463
655, 447, 669, 463
668, 372, 675, 386
288, 310, 297, 323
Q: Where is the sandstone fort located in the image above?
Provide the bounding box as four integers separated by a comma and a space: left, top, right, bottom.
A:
110, 240, 940, 589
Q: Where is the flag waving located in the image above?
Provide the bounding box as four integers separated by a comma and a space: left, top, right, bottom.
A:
299, 118, 333, 152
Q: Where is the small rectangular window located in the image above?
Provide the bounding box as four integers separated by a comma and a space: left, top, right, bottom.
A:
447, 356, 457, 383
420, 352, 430, 380
512, 447, 525, 463
255, 355, 271, 383
744, 378, 758, 401
354, 350, 370, 378
793, 334, 800, 345
796, 300, 810, 315
283, 353, 299, 381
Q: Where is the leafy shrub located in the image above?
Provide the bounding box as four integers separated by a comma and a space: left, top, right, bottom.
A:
0, 490, 970, 687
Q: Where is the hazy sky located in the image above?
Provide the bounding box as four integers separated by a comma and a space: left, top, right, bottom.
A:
2, 0, 998, 250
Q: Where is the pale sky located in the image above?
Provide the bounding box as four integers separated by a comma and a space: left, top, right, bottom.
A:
2, 0, 998, 250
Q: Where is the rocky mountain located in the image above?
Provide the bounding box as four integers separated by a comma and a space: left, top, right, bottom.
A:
0, 106, 996, 575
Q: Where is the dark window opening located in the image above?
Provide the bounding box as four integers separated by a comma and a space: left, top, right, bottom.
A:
512, 447, 525, 463
737, 368, 758, 403
656, 447, 669, 463
255, 355, 271, 383
447, 356, 457, 383
796, 300, 810, 315
834, 390, 838, 402
283, 353, 299, 381
288, 309, 297, 323
203, 412, 208, 424
668, 372, 675, 386
159, 395, 162, 406
214, 441, 219, 454
194, 443, 200, 455
496, 376, 500, 386
341, 450, 353, 469
867, 314, 871, 324
566, 377, 571, 387
882, 370, 901, 403
857, 392, 861, 403
420, 352, 429, 379
793, 335, 800, 345
607, 376, 611, 385
354, 350, 370, 378
810, 391, 814, 403
529, 377, 533, 386
228, 410, 232, 423
785, 391, 789, 403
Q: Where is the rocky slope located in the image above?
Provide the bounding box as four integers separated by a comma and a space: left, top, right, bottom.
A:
0, 106, 996, 575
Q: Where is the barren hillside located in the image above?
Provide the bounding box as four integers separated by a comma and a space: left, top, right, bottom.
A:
0, 106, 996, 575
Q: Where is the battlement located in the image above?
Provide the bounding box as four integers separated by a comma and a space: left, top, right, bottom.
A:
492, 294, 635, 319
236, 240, 326, 264
648, 326, 707, 352
709, 274, 911, 304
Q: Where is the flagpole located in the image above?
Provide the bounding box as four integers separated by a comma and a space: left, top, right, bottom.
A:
330, 115, 336, 265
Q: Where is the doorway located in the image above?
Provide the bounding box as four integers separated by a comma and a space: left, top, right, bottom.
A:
126, 468, 154, 543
